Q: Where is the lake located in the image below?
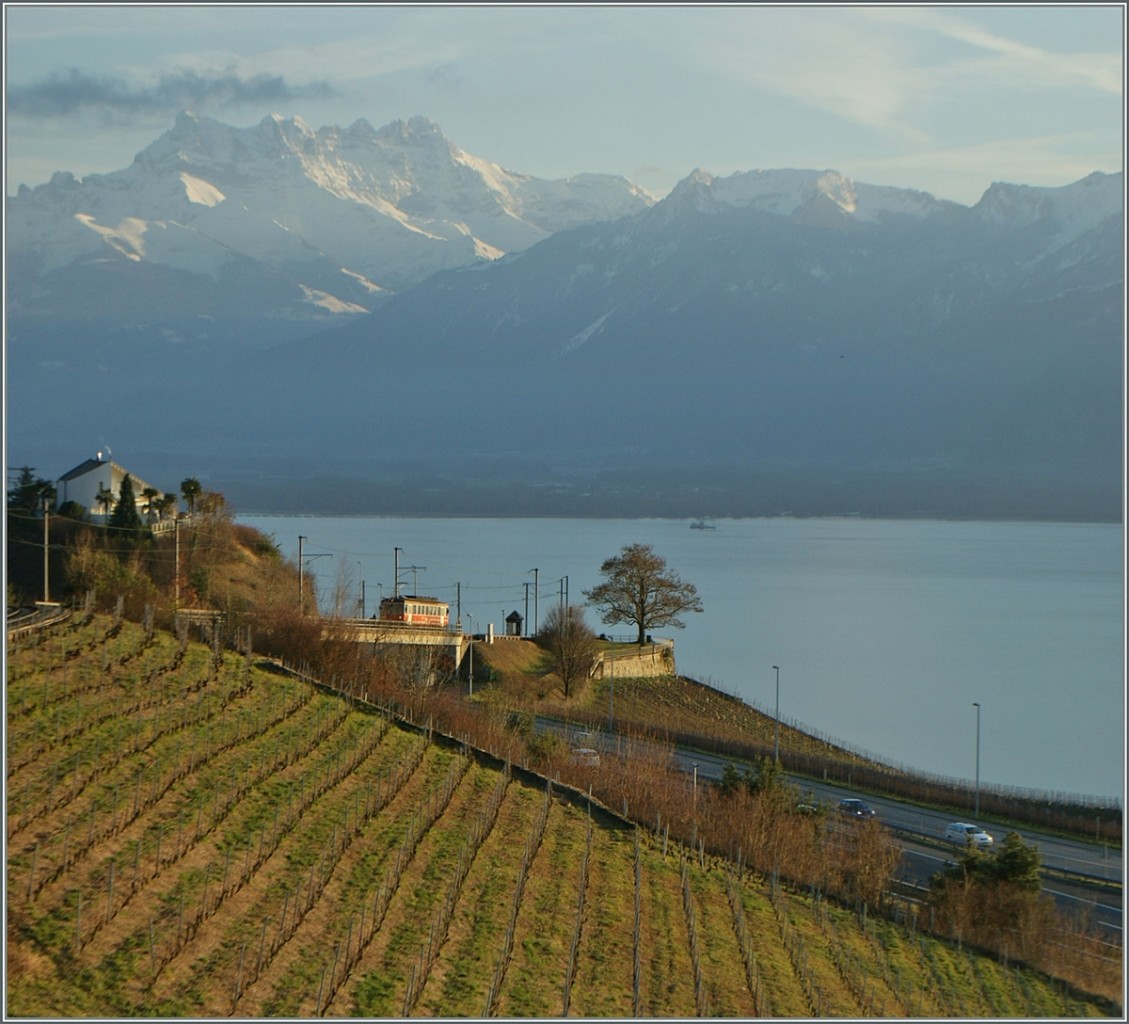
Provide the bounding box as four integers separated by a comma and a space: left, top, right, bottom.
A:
235, 514, 1124, 803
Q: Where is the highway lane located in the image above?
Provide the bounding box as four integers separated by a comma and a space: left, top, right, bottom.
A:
661, 742, 1121, 884
790, 778, 1122, 883
543, 717, 1123, 934
896, 837, 1122, 937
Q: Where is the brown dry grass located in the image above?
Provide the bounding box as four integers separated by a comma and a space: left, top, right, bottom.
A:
474, 638, 862, 767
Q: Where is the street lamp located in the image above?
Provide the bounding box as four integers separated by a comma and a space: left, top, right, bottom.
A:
772, 665, 780, 763
972, 702, 981, 816
607, 653, 614, 732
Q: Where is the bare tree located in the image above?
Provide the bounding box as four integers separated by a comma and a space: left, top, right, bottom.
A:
537, 603, 598, 699
584, 543, 703, 644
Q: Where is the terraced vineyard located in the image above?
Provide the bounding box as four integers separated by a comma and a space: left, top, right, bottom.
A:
6, 613, 1115, 1017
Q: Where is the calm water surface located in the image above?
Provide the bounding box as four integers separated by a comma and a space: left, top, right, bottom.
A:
237, 515, 1124, 802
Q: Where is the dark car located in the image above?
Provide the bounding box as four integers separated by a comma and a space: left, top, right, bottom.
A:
838, 798, 876, 819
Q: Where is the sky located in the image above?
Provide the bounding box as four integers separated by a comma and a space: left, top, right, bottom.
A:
3, 3, 1125, 205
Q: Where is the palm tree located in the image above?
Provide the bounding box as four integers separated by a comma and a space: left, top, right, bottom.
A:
95, 483, 114, 521
141, 486, 160, 524
180, 477, 202, 516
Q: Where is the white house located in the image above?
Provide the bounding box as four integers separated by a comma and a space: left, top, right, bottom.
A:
56, 452, 164, 523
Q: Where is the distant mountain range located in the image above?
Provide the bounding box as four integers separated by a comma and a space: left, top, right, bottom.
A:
6, 113, 1123, 520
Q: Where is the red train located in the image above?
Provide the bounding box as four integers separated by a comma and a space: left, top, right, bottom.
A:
378, 595, 450, 628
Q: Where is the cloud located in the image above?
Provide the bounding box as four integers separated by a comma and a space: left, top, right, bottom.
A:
425, 62, 465, 92
683, 10, 932, 141
862, 7, 1124, 96
7, 67, 335, 119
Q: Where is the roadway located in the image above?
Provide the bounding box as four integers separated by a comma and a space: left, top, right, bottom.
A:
6, 602, 69, 640
544, 718, 1123, 938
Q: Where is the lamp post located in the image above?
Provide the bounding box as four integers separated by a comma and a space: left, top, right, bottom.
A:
972, 702, 981, 816
607, 653, 614, 732
357, 562, 365, 619
772, 665, 781, 763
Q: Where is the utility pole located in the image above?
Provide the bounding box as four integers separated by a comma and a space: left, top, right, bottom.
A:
296, 540, 329, 616
529, 567, 539, 633
299, 536, 306, 613
42, 497, 50, 603
393, 548, 402, 598
405, 566, 426, 595
174, 517, 180, 610
464, 613, 475, 696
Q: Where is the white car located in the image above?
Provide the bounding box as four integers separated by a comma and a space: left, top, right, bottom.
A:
943, 822, 994, 849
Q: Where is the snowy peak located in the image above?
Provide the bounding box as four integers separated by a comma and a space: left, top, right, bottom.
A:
7, 112, 654, 310
973, 171, 1123, 243
374, 115, 451, 148
660, 165, 1123, 236
665, 166, 955, 224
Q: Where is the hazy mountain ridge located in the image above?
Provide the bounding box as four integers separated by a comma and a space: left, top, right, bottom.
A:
5, 114, 1123, 520
215, 166, 1121, 518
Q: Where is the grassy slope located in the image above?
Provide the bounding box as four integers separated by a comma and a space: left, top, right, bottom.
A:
476, 638, 878, 764
5, 614, 1118, 1017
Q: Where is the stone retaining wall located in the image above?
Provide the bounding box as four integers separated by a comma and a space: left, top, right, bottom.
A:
594, 640, 675, 678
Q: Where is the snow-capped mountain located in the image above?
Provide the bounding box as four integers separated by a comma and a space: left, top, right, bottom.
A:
6, 111, 654, 321
6, 133, 1122, 520
660, 166, 961, 223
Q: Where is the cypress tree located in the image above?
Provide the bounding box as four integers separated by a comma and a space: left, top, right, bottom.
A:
109, 474, 144, 534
